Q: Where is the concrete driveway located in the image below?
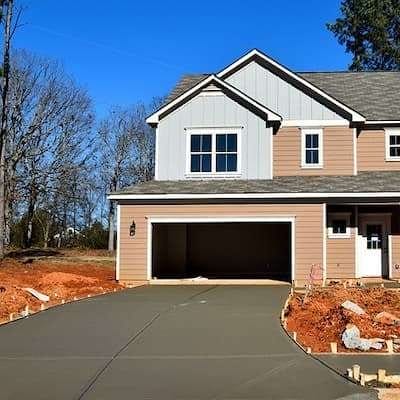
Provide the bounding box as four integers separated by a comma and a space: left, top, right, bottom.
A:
0, 285, 376, 400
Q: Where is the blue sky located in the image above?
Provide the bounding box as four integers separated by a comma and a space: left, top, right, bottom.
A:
15, 0, 350, 117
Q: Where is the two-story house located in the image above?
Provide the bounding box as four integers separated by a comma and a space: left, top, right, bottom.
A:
109, 49, 400, 286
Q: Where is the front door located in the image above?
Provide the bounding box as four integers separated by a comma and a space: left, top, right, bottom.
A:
359, 216, 389, 277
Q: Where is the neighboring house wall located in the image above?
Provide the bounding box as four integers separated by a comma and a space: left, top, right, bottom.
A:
118, 203, 324, 283
358, 129, 400, 171
225, 61, 344, 121
157, 91, 272, 180
273, 126, 354, 176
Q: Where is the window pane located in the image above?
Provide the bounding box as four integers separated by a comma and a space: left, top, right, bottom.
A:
390, 146, 400, 157
332, 219, 346, 234
216, 154, 226, 172
216, 134, 226, 152
390, 135, 400, 146
306, 134, 319, 149
227, 154, 237, 171
191, 154, 200, 172
311, 134, 319, 148
306, 149, 319, 164
191, 135, 201, 152
201, 154, 211, 172
202, 135, 212, 152
305, 134, 312, 148
227, 134, 237, 152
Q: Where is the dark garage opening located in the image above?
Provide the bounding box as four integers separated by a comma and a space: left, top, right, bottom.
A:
152, 222, 291, 282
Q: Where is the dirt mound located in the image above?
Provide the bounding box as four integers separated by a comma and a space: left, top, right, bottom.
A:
286, 287, 400, 352
39, 272, 99, 286
0, 256, 123, 321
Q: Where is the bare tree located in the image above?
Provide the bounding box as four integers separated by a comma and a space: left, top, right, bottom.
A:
6, 50, 94, 247
0, 0, 13, 257
99, 99, 162, 251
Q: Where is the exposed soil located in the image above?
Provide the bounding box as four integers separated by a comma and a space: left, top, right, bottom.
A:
0, 255, 124, 322
286, 286, 400, 353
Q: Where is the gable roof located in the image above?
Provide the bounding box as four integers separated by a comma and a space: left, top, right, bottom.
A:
109, 171, 400, 199
217, 49, 365, 122
146, 74, 282, 126
300, 71, 400, 122
162, 67, 400, 122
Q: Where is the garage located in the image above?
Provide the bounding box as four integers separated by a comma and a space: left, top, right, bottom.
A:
150, 219, 293, 282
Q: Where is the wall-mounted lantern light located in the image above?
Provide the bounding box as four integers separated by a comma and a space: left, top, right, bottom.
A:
129, 220, 136, 237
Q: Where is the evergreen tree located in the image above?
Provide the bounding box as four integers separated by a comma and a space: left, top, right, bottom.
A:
327, 0, 400, 70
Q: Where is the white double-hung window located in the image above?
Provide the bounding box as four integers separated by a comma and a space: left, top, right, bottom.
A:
186, 128, 241, 177
385, 129, 400, 161
301, 128, 323, 168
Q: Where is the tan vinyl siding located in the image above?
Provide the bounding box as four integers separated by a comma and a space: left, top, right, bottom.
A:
358, 129, 400, 171
326, 229, 356, 279
273, 126, 354, 176
391, 209, 400, 279
119, 203, 324, 282
391, 236, 400, 279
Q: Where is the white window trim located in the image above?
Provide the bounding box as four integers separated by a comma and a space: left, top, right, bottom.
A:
301, 128, 323, 169
327, 212, 351, 239
185, 127, 242, 178
385, 128, 400, 161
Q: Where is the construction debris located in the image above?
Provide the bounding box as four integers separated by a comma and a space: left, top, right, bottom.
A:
23, 288, 49, 302
342, 324, 383, 351
341, 300, 366, 316
286, 287, 400, 352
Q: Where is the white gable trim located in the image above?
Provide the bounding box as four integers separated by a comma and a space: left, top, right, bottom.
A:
146, 74, 282, 125
217, 49, 366, 123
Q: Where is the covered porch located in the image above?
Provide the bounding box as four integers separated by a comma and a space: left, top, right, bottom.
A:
326, 204, 400, 282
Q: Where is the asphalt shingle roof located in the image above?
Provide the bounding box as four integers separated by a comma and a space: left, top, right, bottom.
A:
165, 71, 400, 121
112, 171, 400, 196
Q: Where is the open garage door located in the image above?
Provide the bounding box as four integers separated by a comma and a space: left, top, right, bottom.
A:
151, 221, 292, 282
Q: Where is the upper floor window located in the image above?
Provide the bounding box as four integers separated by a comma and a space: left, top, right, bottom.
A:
186, 128, 241, 176
385, 129, 400, 161
301, 128, 323, 168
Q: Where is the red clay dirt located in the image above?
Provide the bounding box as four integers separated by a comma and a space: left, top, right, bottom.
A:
286, 287, 400, 353
0, 255, 124, 322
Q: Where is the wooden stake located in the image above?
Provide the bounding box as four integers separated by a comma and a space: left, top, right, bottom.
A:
353, 364, 361, 381
293, 331, 297, 342
386, 339, 394, 354
330, 342, 338, 354
347, 368, 353, 379
360, 373, 365, 386
283, 320, 287, 329
73, 296, 77, 301
9, 313, 13, 321
378, 369, 386, 383
61, 299, 65, 304
40, 304, 45, 311
307, 347, 312, 354
281, 309, 285, 321
87, 294, 91, 298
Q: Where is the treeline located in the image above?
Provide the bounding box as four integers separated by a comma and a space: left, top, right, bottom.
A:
4, 50, 160, 250
0, 2, 161, 252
